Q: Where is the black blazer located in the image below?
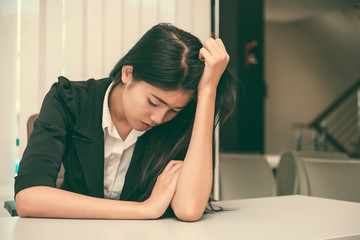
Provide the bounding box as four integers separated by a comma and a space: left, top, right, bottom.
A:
15, 77, 152, 201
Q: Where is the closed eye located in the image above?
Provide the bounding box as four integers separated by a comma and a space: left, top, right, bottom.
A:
170, 109, 180, 114
148, 98, 159, 107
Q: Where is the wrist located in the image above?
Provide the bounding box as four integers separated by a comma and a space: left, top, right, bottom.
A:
197, 89, 217, 101
140, 201, 154, 219
140, 200, 161, 219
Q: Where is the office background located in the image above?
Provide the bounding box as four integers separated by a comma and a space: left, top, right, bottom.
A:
1, 0, 211, 200
1, 0, 360, 201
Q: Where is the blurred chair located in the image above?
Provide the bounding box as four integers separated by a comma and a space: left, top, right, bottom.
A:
219, 153, 276, 200
276, 151, 349, 196
276, 151, 296, 196
4, 114, 65, 216
26, 114, 39, 139
302, 157, 360, 202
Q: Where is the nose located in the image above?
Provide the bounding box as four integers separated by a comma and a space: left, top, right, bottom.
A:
150, 109, 167, 125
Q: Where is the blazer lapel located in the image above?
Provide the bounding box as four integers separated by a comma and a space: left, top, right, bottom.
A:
120, 132, 150, 201
71, 78, 111, 198
72, 129, 104, 198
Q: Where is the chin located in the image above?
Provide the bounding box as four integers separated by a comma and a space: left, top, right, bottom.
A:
135, 126, 146, 131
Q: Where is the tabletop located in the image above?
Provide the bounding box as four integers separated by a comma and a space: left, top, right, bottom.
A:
1, 195, 360, 240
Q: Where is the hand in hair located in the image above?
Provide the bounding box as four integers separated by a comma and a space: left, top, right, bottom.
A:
198, 38, 229, 95
143, 160, 183, 219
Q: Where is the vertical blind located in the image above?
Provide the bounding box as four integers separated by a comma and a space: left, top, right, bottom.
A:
18, 0, 210, 155
0, 0, 210, 192
0, 0, 17, 195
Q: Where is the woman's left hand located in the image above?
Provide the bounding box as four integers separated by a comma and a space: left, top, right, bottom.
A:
198, 38, 229, 96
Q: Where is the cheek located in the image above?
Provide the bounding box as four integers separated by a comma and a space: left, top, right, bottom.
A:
134, 97, 155, 119
124, 89, 148, 115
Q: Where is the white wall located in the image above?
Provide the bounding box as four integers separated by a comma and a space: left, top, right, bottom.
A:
265, 12, 360, 153
0, 0, 211, 197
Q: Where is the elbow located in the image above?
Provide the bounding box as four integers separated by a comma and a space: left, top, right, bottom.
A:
15, 189, 35, 217
16, 207, 28, 218
15, 194, 28, 217
173, 204, 204, 222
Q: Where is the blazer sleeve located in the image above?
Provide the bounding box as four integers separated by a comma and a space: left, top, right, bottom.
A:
15, 78, 76, 196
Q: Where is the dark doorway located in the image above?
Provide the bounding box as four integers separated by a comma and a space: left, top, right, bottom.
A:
216, 0, 266, 153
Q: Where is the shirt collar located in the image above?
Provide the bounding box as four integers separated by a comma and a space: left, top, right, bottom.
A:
102, 83, 146, 142
102, 83, 113, 131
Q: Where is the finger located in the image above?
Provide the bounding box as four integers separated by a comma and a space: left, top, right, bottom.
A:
162, 160, 183, 173
170, 167, 182, 188
157, 163, 182, 191
199, 47, 211, 63
211, 38, 228, 57
215, 38, 227, 52
166, 161, 183, 175
203, 38, 223, 56
207, 38, 229, 63
160, 163, 182, 183
162, 161, 176, 173
167, 166, 182, 190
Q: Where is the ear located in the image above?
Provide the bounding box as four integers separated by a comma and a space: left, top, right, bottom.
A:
121, 65, 133, 84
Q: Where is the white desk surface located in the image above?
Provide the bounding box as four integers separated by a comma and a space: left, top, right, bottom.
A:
1, 195, 360, 240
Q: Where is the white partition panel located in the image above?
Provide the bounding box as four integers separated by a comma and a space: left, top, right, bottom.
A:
0, 0, 17, 198
86, 0, 105, 79
175, 0, 192, 33
64, 0, 83, 80
192, 0, 211, 43
19, 0, 40, 156
159, 0, 176, 24
44, 0, 63, 94
38, 0, 46, 106
175, 0, 210, 42
140, 0, 158, 34
104, 0, 123, 76
123, 0, 141, 55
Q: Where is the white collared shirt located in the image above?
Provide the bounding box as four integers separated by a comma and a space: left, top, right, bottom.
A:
102, 83, 146, 199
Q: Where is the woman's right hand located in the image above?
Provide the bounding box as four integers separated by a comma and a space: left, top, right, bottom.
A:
197, 38, 229, 96
143, 160, 183, 219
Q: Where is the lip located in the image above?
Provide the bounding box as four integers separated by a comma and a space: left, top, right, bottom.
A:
141, 122, 153, 130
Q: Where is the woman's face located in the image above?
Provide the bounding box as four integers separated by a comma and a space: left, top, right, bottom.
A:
110, 66, 193, 132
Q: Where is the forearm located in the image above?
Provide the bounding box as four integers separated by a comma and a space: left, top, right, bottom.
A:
15, 186, 151, 219
171, 91, 216, 221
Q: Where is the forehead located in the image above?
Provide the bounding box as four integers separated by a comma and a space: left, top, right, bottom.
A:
136, 81, 193, 107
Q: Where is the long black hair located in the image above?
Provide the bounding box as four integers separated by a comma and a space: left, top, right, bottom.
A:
109, 23, 239, 209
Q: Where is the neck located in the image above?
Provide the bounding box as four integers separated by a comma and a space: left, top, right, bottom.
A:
109, 84, 132, 140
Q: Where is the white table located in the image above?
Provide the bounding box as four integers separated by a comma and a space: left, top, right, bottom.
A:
1, 195, 360, 240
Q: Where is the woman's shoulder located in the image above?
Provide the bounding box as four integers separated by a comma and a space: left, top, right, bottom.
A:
56, 76, 112, 93
51, 76, 111, 101
42, 76, 112, 120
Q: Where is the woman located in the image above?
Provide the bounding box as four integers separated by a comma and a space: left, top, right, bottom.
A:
15, 23, 237, 221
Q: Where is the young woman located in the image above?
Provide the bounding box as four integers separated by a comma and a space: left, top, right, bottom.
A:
15, 23, 237, 221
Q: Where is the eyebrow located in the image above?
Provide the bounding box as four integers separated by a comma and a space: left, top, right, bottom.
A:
151, 94, 186, 110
